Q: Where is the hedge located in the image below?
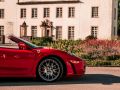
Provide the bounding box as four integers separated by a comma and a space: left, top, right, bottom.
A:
31, 38, 120, 66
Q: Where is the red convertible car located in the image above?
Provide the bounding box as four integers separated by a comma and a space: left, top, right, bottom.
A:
0, 35, 86, 82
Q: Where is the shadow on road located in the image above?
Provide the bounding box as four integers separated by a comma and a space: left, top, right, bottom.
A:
0, 74, 120, 86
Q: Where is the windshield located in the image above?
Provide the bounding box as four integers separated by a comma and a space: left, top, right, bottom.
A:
19, 38, 38, 48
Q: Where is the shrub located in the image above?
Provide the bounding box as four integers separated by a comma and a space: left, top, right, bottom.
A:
81, 54, 93, 60
85, 35, 97, 40
111, 60, 120, 66
79, 40, 120, 60
86, 59, 120, 67
47, 39, 82, 53
31, 37, 120, 66
106, 55, 120, 60
95, 61, 112, 66
86, 60, 120, 67
31, 37, 53, 46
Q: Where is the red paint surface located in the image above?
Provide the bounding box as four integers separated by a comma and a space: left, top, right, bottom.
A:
0, 36, 86, 78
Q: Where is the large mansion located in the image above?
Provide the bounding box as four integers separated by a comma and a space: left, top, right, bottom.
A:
0, 0, 118, 43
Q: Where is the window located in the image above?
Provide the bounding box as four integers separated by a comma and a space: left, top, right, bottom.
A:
114, 27, 116, 36
20, 8, 26, 18
0, 0, 4, 2
31, 26, 37, 37
114, 8, 116, 20
56, 8, 62, 18
91, 26, 98, 38
68, 26, 74, 40
0, 9, 4, 19
31, 8, 37, 18
56, 26, 62, 40
44, 8, 50, 18
92, 7, 99, 18
68, 7, 75, 18
0, 26, 4, 36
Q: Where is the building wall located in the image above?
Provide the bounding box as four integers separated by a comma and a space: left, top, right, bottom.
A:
16, 3, 81, 40
80, 0, 117, 40
0, 0, 17, 43
112, 0, 118, 40
0, 0, 118, 43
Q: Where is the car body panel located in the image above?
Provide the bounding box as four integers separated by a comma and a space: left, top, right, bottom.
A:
0, 48, 36, 77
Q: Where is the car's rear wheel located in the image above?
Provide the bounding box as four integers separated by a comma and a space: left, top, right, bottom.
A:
37, 57, 64, 82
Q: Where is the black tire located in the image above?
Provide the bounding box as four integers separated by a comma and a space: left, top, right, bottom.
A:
37, 57, 64, 82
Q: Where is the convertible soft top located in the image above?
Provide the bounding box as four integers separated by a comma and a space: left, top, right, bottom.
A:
8, 35, 23, 44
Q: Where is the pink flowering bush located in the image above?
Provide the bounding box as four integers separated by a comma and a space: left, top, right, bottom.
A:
80, 40, 120, 60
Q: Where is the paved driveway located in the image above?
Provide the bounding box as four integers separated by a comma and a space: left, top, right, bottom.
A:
0, 67, 120, 90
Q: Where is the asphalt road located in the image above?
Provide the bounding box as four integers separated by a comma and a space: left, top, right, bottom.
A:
0, 67, 120, 90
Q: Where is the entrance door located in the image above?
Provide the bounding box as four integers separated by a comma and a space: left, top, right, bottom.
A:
20, 26, 27, 37
0, 26, 4, 44
46, 29, 50, 37
0, 36, 2, 44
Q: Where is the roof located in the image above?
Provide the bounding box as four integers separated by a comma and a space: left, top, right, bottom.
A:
17, 0, 82, 5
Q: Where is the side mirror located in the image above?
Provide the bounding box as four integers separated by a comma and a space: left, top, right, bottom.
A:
18, 42, 27, 50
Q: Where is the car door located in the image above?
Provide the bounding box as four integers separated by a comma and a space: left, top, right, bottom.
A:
0, 47, 6, 75
3, 48, 36, 76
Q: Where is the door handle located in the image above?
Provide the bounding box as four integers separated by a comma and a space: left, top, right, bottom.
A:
2, 54, 6, 59
14, 55, 19, 59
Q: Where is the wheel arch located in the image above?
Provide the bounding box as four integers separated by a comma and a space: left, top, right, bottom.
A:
36, 55, 67, 79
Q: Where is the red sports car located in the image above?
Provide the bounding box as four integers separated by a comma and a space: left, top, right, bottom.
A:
0, 35, 86, 82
